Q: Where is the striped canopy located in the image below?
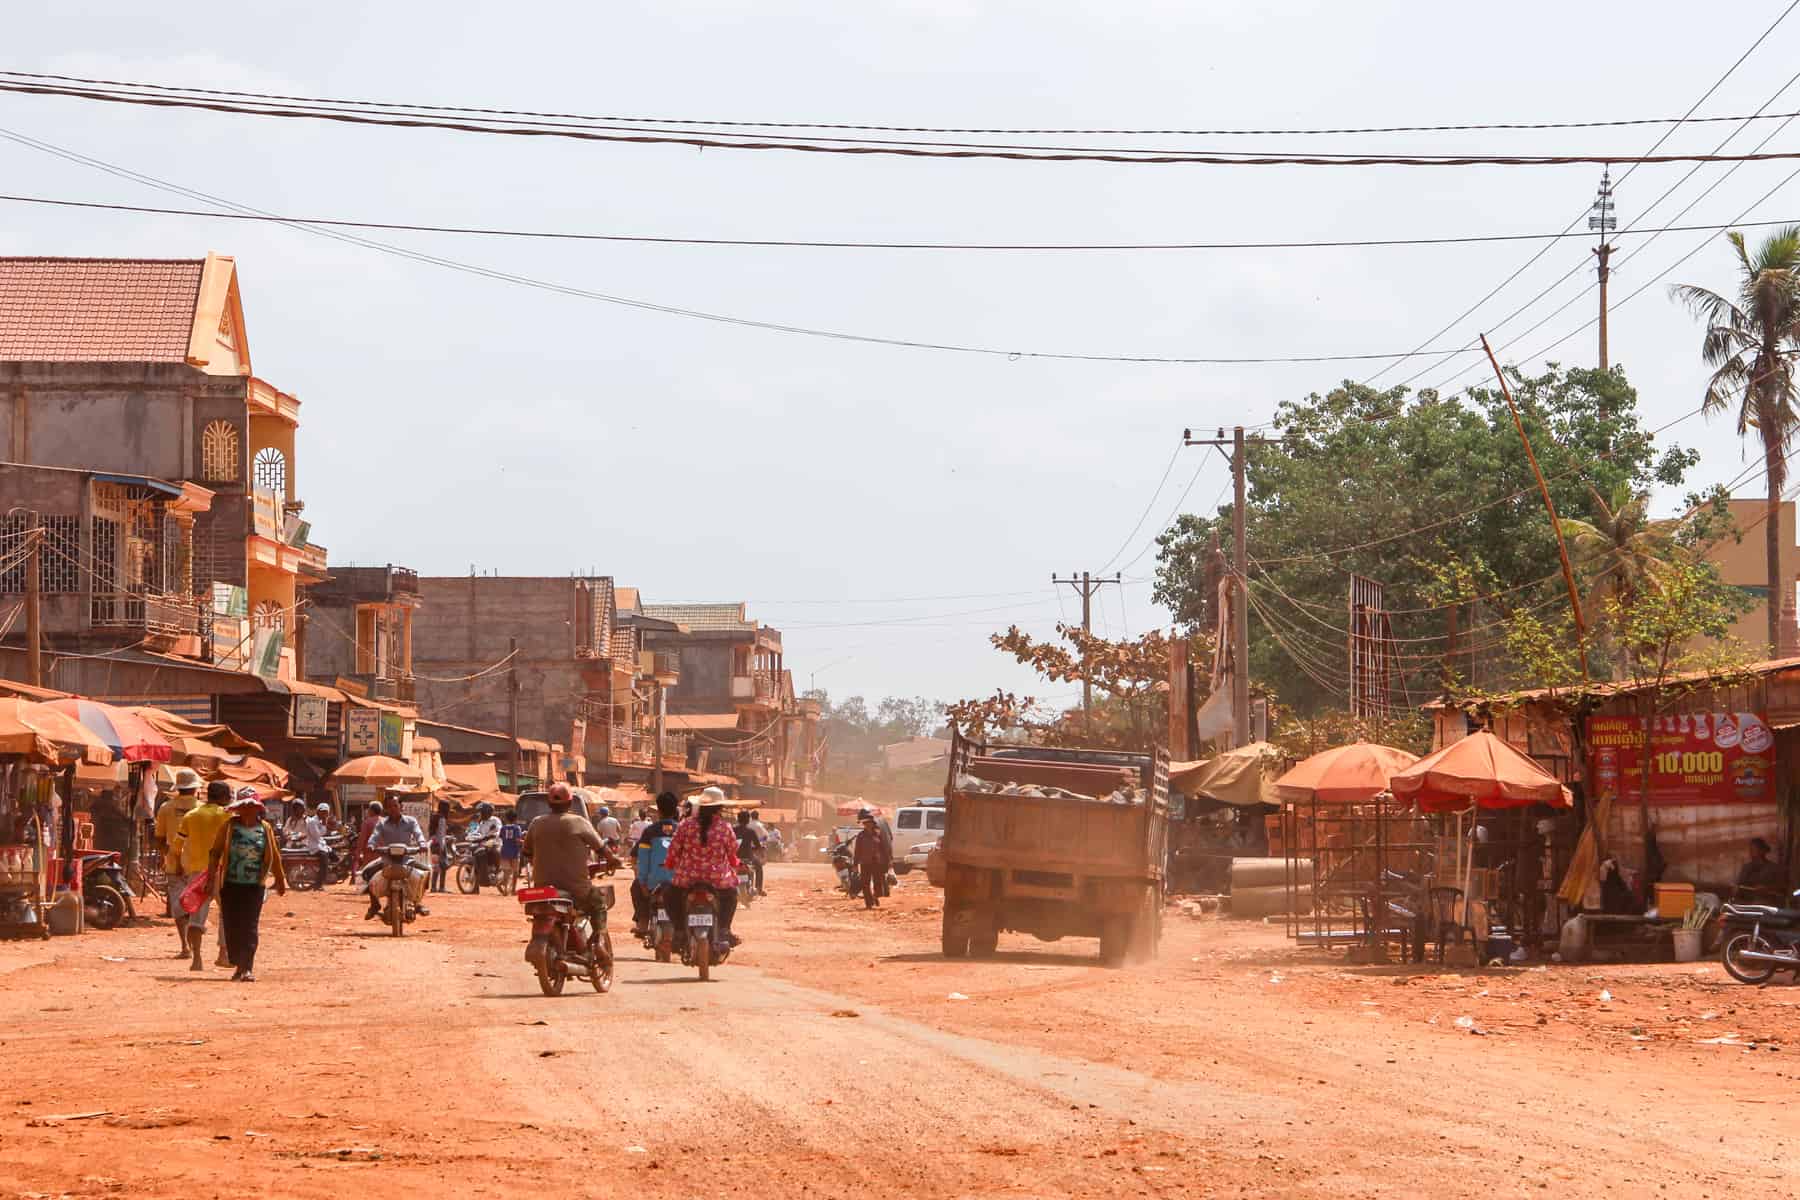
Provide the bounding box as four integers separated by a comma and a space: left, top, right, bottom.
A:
44, 699, 173, 763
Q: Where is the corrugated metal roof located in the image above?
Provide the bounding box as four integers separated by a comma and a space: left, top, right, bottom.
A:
665, 712, 744, 732
0, 257, 204, 361
640, 602, 753, 631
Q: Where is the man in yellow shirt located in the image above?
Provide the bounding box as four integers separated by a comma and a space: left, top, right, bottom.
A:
172, 781, 233, 971
153, 769, 202, 945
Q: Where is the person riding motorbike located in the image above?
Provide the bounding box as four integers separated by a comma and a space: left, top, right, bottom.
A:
283, 801, 334, 890
362, 789, 430, 920
735, 808, 766, 897
665, 787, 742, 949
630, 791, 680, 936
520, 782, 609, 930
466, 801, 503, 891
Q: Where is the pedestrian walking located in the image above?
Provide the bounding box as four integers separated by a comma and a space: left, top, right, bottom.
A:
498, 809, 524, 890
428, 800, 452, 893
853, 808, 891, 910
171, 780, 233, 970
204, 789, 287, 983
154, 768, 202, 934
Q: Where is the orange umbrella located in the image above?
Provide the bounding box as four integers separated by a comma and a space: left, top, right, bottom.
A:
1273, 741, 1418, 804
329, 755, 423, 788
1388, 730, 1571, 813
0, 698, 114, 765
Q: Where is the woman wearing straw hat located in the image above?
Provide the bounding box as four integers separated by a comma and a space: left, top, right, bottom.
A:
665, 787, 742, 950
204, 788, 288, 982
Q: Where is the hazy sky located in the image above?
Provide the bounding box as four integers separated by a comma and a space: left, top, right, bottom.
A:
3, 2, 1796, 708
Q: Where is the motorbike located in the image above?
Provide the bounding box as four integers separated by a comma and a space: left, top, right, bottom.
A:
1720, 890, 1800, 984
645, 882, 675, 963
738, 861, 758, 908
453, 839, 503, 894
377, 844, 421, 937
281, 835, 350, 889
680, 882, 731, 981
78, 850, 133, 930
520, 876, 615, 996
831, 843, 859, 896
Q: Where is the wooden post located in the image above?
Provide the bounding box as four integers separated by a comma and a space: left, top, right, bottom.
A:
24, 511, 42, 687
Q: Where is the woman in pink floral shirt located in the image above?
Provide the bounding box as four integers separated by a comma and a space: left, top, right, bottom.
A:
665, 788, 742, 946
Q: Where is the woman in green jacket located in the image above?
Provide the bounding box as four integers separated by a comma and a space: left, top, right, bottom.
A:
206, 789, 288, 982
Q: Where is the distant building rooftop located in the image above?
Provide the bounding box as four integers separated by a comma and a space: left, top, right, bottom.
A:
0, 257, 205, 362
641, 602, 755, 632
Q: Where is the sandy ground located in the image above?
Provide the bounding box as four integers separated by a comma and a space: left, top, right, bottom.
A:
0, 861, 1794, 1199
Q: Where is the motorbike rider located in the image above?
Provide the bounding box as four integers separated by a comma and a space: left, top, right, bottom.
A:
630, 791, 680, 936
594, 804, 623, 845
362, 788, 430, 920
286, 801, 333, 890
466, 801, 503, 891
735, 808, 766, 897
665, 787, 742, 949
520, 782, 609, 930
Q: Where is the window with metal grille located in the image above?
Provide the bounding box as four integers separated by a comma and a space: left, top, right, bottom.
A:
253, 446, 286, 495
0, 514, 81, 593
201, 420, 239, 482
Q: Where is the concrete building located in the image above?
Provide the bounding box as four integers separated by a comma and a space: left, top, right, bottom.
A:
303, 564, 422, 704
1702, 497, 1799, 656
0, 254, 327, 677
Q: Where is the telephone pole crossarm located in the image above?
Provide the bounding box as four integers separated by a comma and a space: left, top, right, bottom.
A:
1051, 570, 1122, 734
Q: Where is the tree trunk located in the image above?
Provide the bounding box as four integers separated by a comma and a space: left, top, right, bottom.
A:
1767, 441, 1785, 658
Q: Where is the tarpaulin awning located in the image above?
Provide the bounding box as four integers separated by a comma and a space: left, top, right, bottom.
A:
1389, 730, 1571, 812
592, 784, 654, 809
216, 756, 291, 790
1274, 741, 1419, 805
443, 761, 500, 792
0, 678, 72, 701
1170, 741, 1285, 807
665, 712, 743, 732
45, 698, 172, 763
128, 705, 261, 763
0, 698, 114, 765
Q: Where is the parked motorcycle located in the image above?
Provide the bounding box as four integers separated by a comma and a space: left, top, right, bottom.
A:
377, 844, 419, 937
680, 882, 731, 981
78, 850, 133, 930
520, 879, 615, 996
831, 843, 859, 896
281, 835, 349, 890
1720, 891, 1800, 984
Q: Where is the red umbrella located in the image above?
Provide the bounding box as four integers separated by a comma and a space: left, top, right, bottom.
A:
1388, 731, 1571, 813
1273, 741, 1419, 804
44, 698, 171, 763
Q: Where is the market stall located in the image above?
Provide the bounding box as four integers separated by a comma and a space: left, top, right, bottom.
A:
0, 699, 115, 938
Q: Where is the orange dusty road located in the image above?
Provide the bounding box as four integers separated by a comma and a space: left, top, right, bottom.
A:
0, 861, 1795, 1198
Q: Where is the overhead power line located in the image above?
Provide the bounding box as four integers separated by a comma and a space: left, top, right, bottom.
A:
15, 191, 1800, 253
23, 67, 1800, 138
20, 77, 1800, 167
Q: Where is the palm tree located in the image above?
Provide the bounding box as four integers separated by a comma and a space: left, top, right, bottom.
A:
1674, 226, 1800, 656
1558, 485, 1681, 676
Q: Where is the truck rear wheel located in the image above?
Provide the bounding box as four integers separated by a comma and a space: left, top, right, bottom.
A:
1127, 886, 1161, 963
941, 908, 970, 958
1099, 915, 1129, 966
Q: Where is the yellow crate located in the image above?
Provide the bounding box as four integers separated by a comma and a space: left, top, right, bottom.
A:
1654, 882, 1695, 920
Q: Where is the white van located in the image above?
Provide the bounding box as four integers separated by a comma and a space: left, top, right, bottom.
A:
891, 802, 947, 870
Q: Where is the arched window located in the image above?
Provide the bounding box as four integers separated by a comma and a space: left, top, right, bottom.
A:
254, 446, 287, 495
253, 598, 285, 631
200, 420, 239, 482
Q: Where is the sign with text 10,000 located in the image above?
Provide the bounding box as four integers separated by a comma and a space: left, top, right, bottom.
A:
1586, 713, 1774, 806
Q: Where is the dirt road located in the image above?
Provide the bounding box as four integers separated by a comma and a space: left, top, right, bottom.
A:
0, 862, 1793, 1198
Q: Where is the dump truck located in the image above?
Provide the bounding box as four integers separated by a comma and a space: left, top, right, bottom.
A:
928, 730, 1169, 965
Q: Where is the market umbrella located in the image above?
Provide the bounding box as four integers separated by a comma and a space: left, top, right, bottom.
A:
1273, 741, 1419, 804
329, 755, 423, 788
0, 698, 114, 765
1388, 730, 1571, 813
1170, 741, 1286, 807
43, 699, 171, 763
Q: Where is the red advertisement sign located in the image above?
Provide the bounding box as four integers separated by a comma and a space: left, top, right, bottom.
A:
1586, 713, 1775, 807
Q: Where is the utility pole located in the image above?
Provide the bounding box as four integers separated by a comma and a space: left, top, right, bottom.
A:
650, 680, 667, 796
1051, 570, 1121, 732
1590, 167, 1617, 370
1183, 426, 1282, 747
506, 635, 520, 794
23, 512, 42, 687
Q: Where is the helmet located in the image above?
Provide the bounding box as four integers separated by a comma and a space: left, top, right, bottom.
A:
546, 783, 574, 810
476, 802, 494, 818
172, 767, 202, 794
597, 805, 610, 818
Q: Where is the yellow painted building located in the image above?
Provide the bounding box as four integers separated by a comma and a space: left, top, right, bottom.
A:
1703, 497, 1799, 656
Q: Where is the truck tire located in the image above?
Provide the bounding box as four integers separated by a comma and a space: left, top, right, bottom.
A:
969, 909, 999, 958
941, 907, 970, 958
1099, 915, 1129, 966
1127, 886, 1160, 963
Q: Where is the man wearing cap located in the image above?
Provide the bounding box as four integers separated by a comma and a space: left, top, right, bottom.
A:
522, 782, 609, 930
852, 808, 892, 911
171, 781, 234, 970
154, 768, 203, 939
362, 788, 430, 920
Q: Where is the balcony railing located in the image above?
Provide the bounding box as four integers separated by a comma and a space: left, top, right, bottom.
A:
729, 671, 779, 705
605, 727, 688, 766
91, 592, 203, 637
299, 542, 329, 574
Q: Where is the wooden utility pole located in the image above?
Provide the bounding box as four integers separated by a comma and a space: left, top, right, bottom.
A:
1182, 426, 1279, 747
1051, 570, 1122, 733
650, 680, 667, 796
24, 512, 42, 687
506, 635, 520, 793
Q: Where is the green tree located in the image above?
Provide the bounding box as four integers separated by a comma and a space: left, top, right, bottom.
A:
1152, 366, 1697, 713
1674, 226, 1800, 655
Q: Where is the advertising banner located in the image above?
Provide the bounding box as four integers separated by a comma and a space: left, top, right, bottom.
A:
344, 708, 380, 756
378, 713, 409, 760
1586, 712, 1775, 806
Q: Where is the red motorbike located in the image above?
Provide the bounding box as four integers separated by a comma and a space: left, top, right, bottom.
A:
679, 883, 731, 981
519, 877, 615, 997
